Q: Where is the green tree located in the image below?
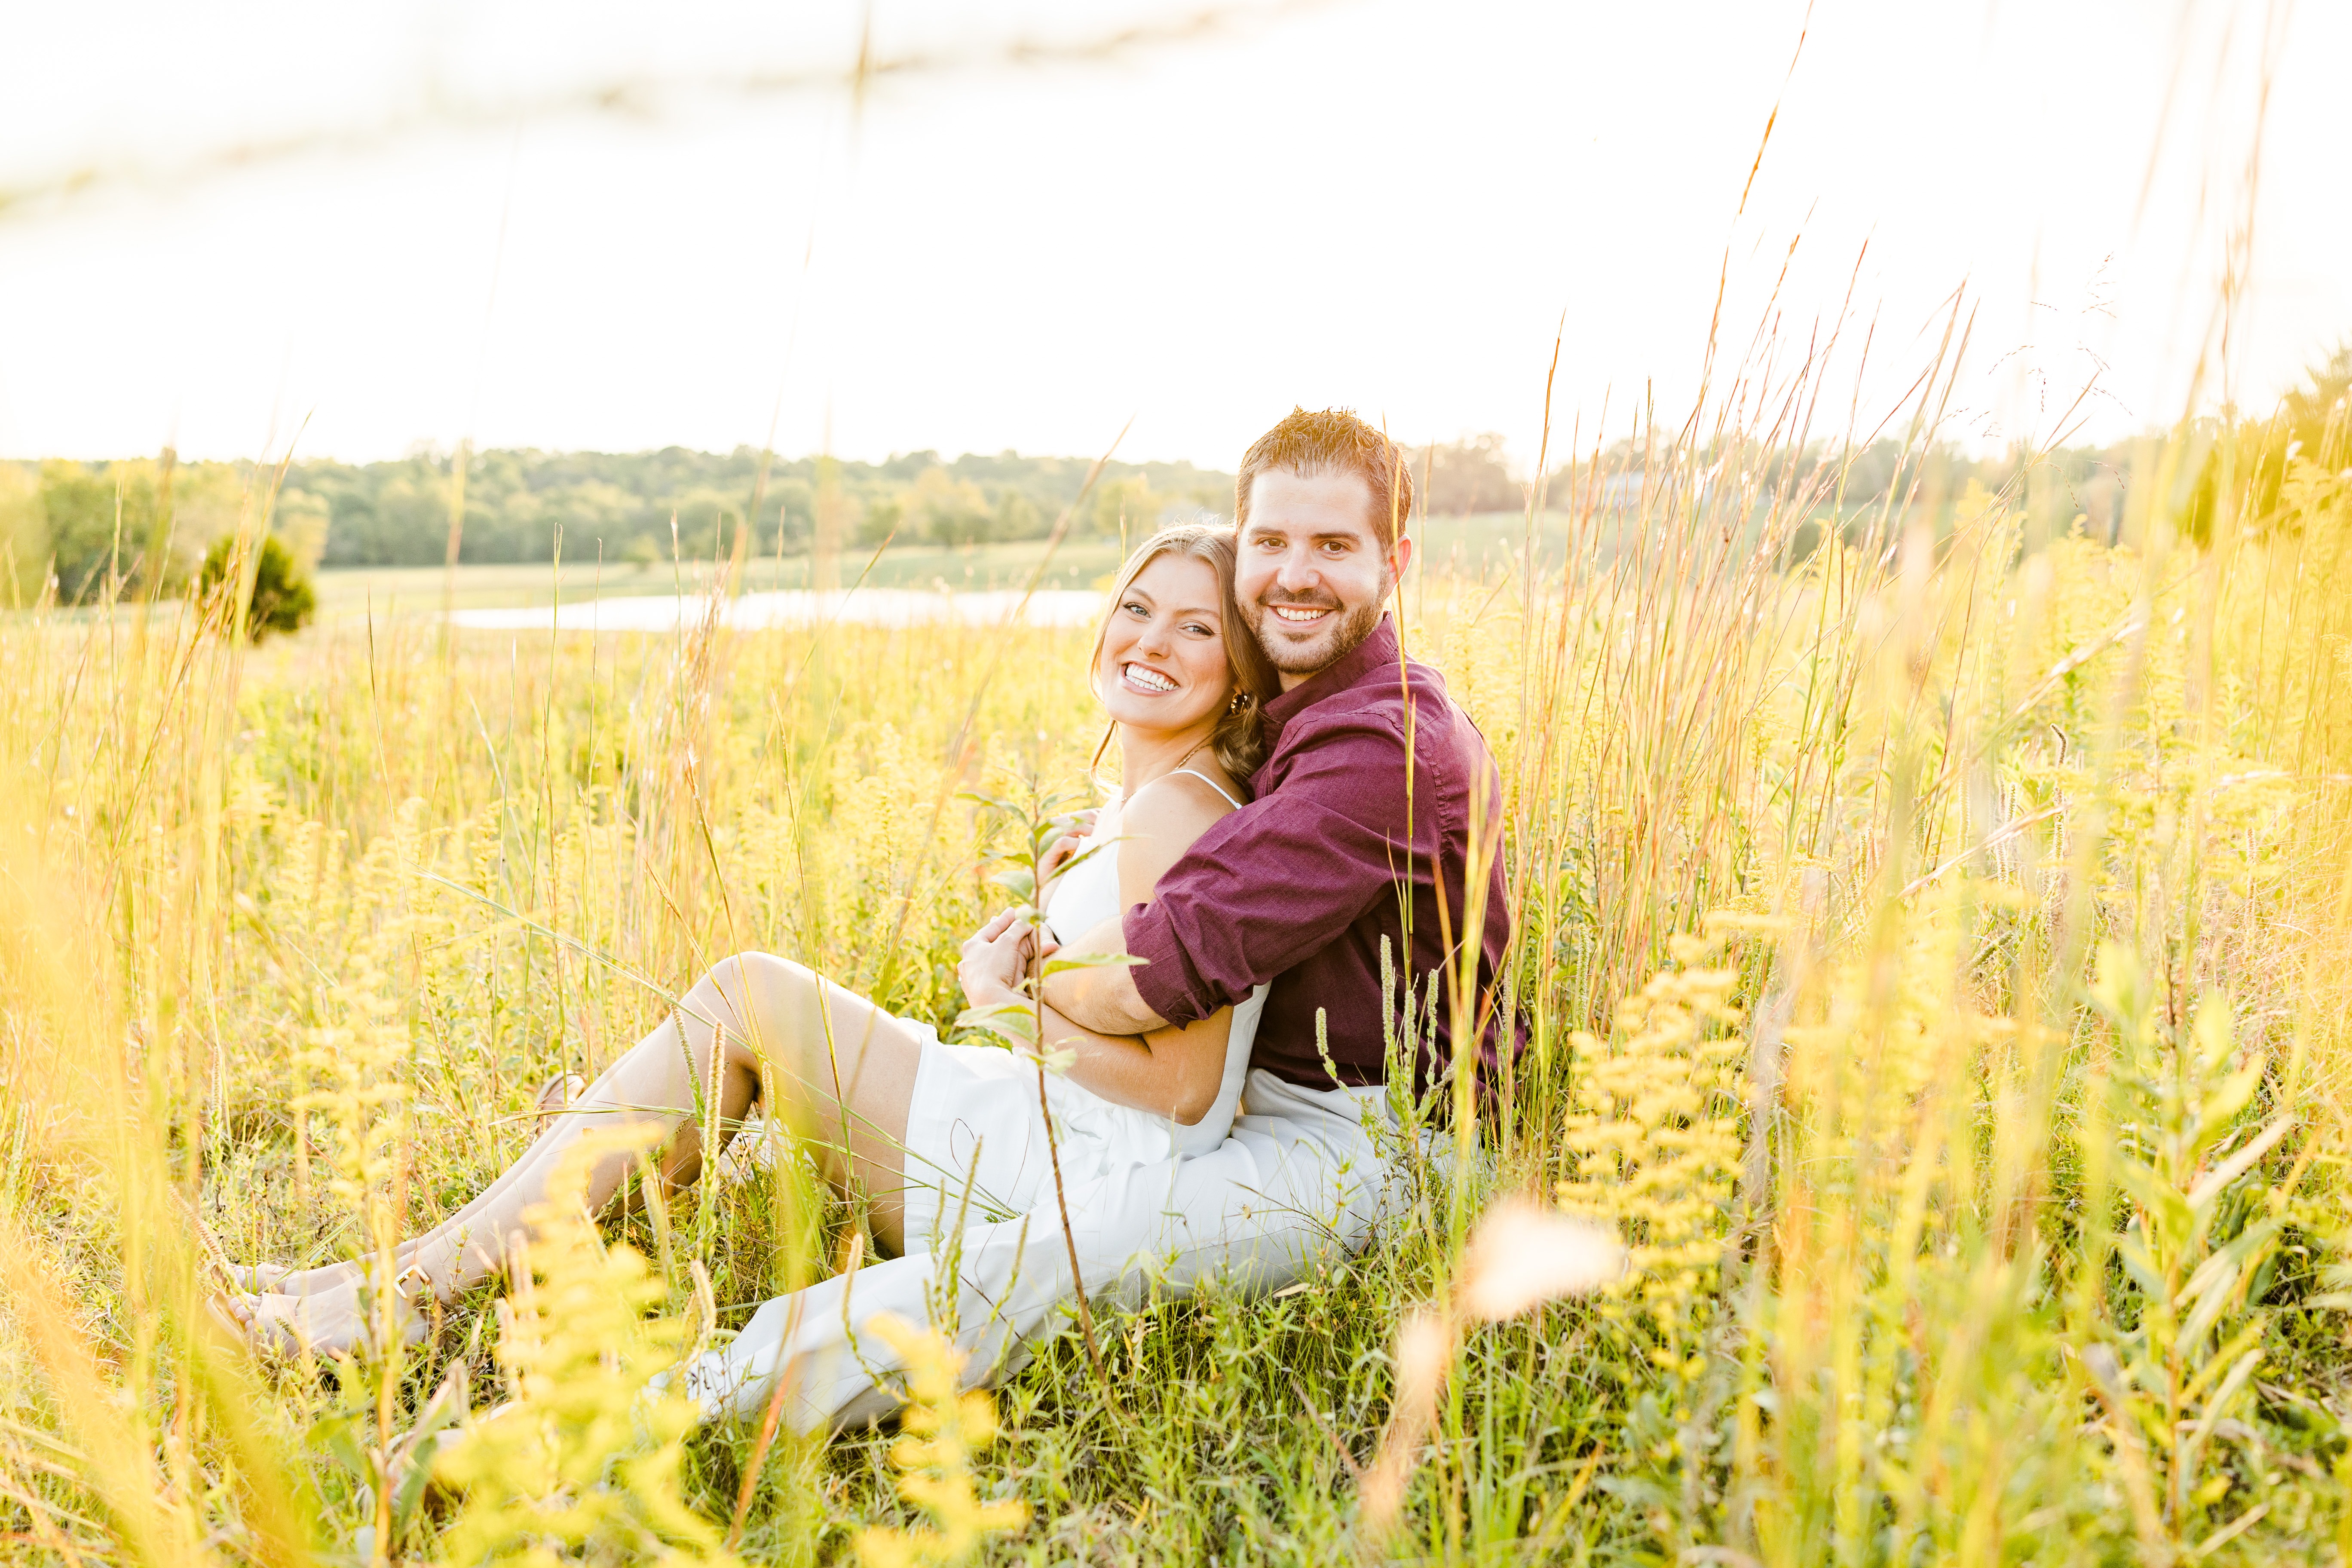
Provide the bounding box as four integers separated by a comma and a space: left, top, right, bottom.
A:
1090, 475, 1163, 541
992, 488, 1041, 542
772, 478, 815, 553
270, 489, 332, 573
171, 462, 253, 561
198, 533, 316, 640
40, 459, 168, 604
858, 495, 902, 548
912, 466, 993, 547
0, 463, 43, 605
2181, 339, 2352, 542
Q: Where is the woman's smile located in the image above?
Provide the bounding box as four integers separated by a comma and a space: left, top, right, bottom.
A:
1095, 551, 1232, 732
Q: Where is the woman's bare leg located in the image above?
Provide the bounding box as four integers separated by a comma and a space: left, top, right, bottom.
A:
232, 953, 926, 1353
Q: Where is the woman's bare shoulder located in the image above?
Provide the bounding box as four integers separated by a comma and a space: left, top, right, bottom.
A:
1116, 769, 1240, 893
1124, 768, 1241, 834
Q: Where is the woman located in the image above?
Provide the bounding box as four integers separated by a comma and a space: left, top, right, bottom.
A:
227, 523, 1279, 1427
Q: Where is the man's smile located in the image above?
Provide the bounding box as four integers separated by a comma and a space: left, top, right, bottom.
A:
1267, 602, 1335, 626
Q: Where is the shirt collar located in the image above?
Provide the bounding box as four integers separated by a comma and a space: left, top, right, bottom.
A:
1262, 615, 1403, 732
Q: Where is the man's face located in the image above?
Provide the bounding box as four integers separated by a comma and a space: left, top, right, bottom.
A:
1235, 469, 1415, 688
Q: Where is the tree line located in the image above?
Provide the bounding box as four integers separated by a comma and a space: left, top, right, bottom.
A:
0, 439, 1534, 603
7, 348, 2343, 608
288, 447, 1243, 570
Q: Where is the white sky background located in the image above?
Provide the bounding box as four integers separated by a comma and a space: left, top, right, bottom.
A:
0, 0, 2340, 473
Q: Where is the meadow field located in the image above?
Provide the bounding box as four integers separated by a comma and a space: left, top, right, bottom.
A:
5, 371, 2352, 1568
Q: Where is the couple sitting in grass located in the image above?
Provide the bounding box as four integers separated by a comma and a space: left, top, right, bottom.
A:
225, 407, 1516, 1434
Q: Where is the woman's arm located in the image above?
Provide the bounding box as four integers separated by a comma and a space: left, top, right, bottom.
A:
1056, 773, 1237, 1118
956, 966, 1229, 1125
958, 774, 1239, 1123
1058, 1005, 1232, 1125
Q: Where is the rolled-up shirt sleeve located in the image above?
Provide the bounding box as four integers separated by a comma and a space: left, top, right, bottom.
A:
1124, 714, 1423, 1028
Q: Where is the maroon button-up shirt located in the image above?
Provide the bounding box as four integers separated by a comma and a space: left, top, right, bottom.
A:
1122, 617, 1516, 1093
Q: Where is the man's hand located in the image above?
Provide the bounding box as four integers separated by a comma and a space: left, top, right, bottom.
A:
957, 910, 1036, 1008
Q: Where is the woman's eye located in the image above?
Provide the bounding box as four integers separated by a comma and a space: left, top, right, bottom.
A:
1123, 600, 1146, 616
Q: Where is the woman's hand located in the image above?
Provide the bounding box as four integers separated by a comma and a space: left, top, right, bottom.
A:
958, 910, 1038, 1009
1038, 809, 1099, 886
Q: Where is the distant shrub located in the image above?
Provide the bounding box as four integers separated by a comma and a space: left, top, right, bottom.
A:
198, 533, 316, 640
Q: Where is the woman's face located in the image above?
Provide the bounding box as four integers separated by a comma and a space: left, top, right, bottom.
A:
1094, 552, 1234, 736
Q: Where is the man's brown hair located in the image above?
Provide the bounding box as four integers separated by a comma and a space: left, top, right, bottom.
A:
1234, 407, 1416, 548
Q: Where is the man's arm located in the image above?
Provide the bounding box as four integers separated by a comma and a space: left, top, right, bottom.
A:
1045, 713, 1424, 1032
1042, 912, 1166, 1034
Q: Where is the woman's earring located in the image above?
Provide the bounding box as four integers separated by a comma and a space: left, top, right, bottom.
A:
1227, 690, 1250, 715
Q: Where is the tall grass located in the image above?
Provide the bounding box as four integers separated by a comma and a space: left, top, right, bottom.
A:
4, 314, 2351, 1566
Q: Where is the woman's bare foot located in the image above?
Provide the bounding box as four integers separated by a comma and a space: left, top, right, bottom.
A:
223, 1262, 295, 1291
229, 1280, 428, 1359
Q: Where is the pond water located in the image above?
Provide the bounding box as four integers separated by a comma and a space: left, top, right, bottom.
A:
444, 587, 1105, 631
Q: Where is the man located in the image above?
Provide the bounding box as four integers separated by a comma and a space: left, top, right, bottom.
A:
1047, 405, 1515, 1105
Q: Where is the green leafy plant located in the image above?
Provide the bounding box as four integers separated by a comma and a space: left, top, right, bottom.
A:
2079, 944, 2294, 1560
953, 775, 1143, 1383
854, 1313, 1029, 1567
425, 1126, 737, 1568
199, 530, 316, 640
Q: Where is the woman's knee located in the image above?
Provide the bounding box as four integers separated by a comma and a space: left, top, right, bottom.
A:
693, 952, 817, 1055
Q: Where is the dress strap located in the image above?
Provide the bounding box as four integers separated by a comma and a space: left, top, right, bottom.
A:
1166, 767, 1245, 810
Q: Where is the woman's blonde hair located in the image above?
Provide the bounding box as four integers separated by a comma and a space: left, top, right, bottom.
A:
1089, 521, 1280, 788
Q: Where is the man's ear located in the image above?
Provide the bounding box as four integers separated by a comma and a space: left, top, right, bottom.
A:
1387, 533, 1416, 585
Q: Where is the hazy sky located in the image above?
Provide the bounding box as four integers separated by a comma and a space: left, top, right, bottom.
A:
0, 0, 2338, 472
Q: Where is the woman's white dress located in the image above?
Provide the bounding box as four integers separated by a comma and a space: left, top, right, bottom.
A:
674, 782, 1272, 1430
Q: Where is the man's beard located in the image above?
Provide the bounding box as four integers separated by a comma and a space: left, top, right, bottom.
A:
1247, 584, 1388, 675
